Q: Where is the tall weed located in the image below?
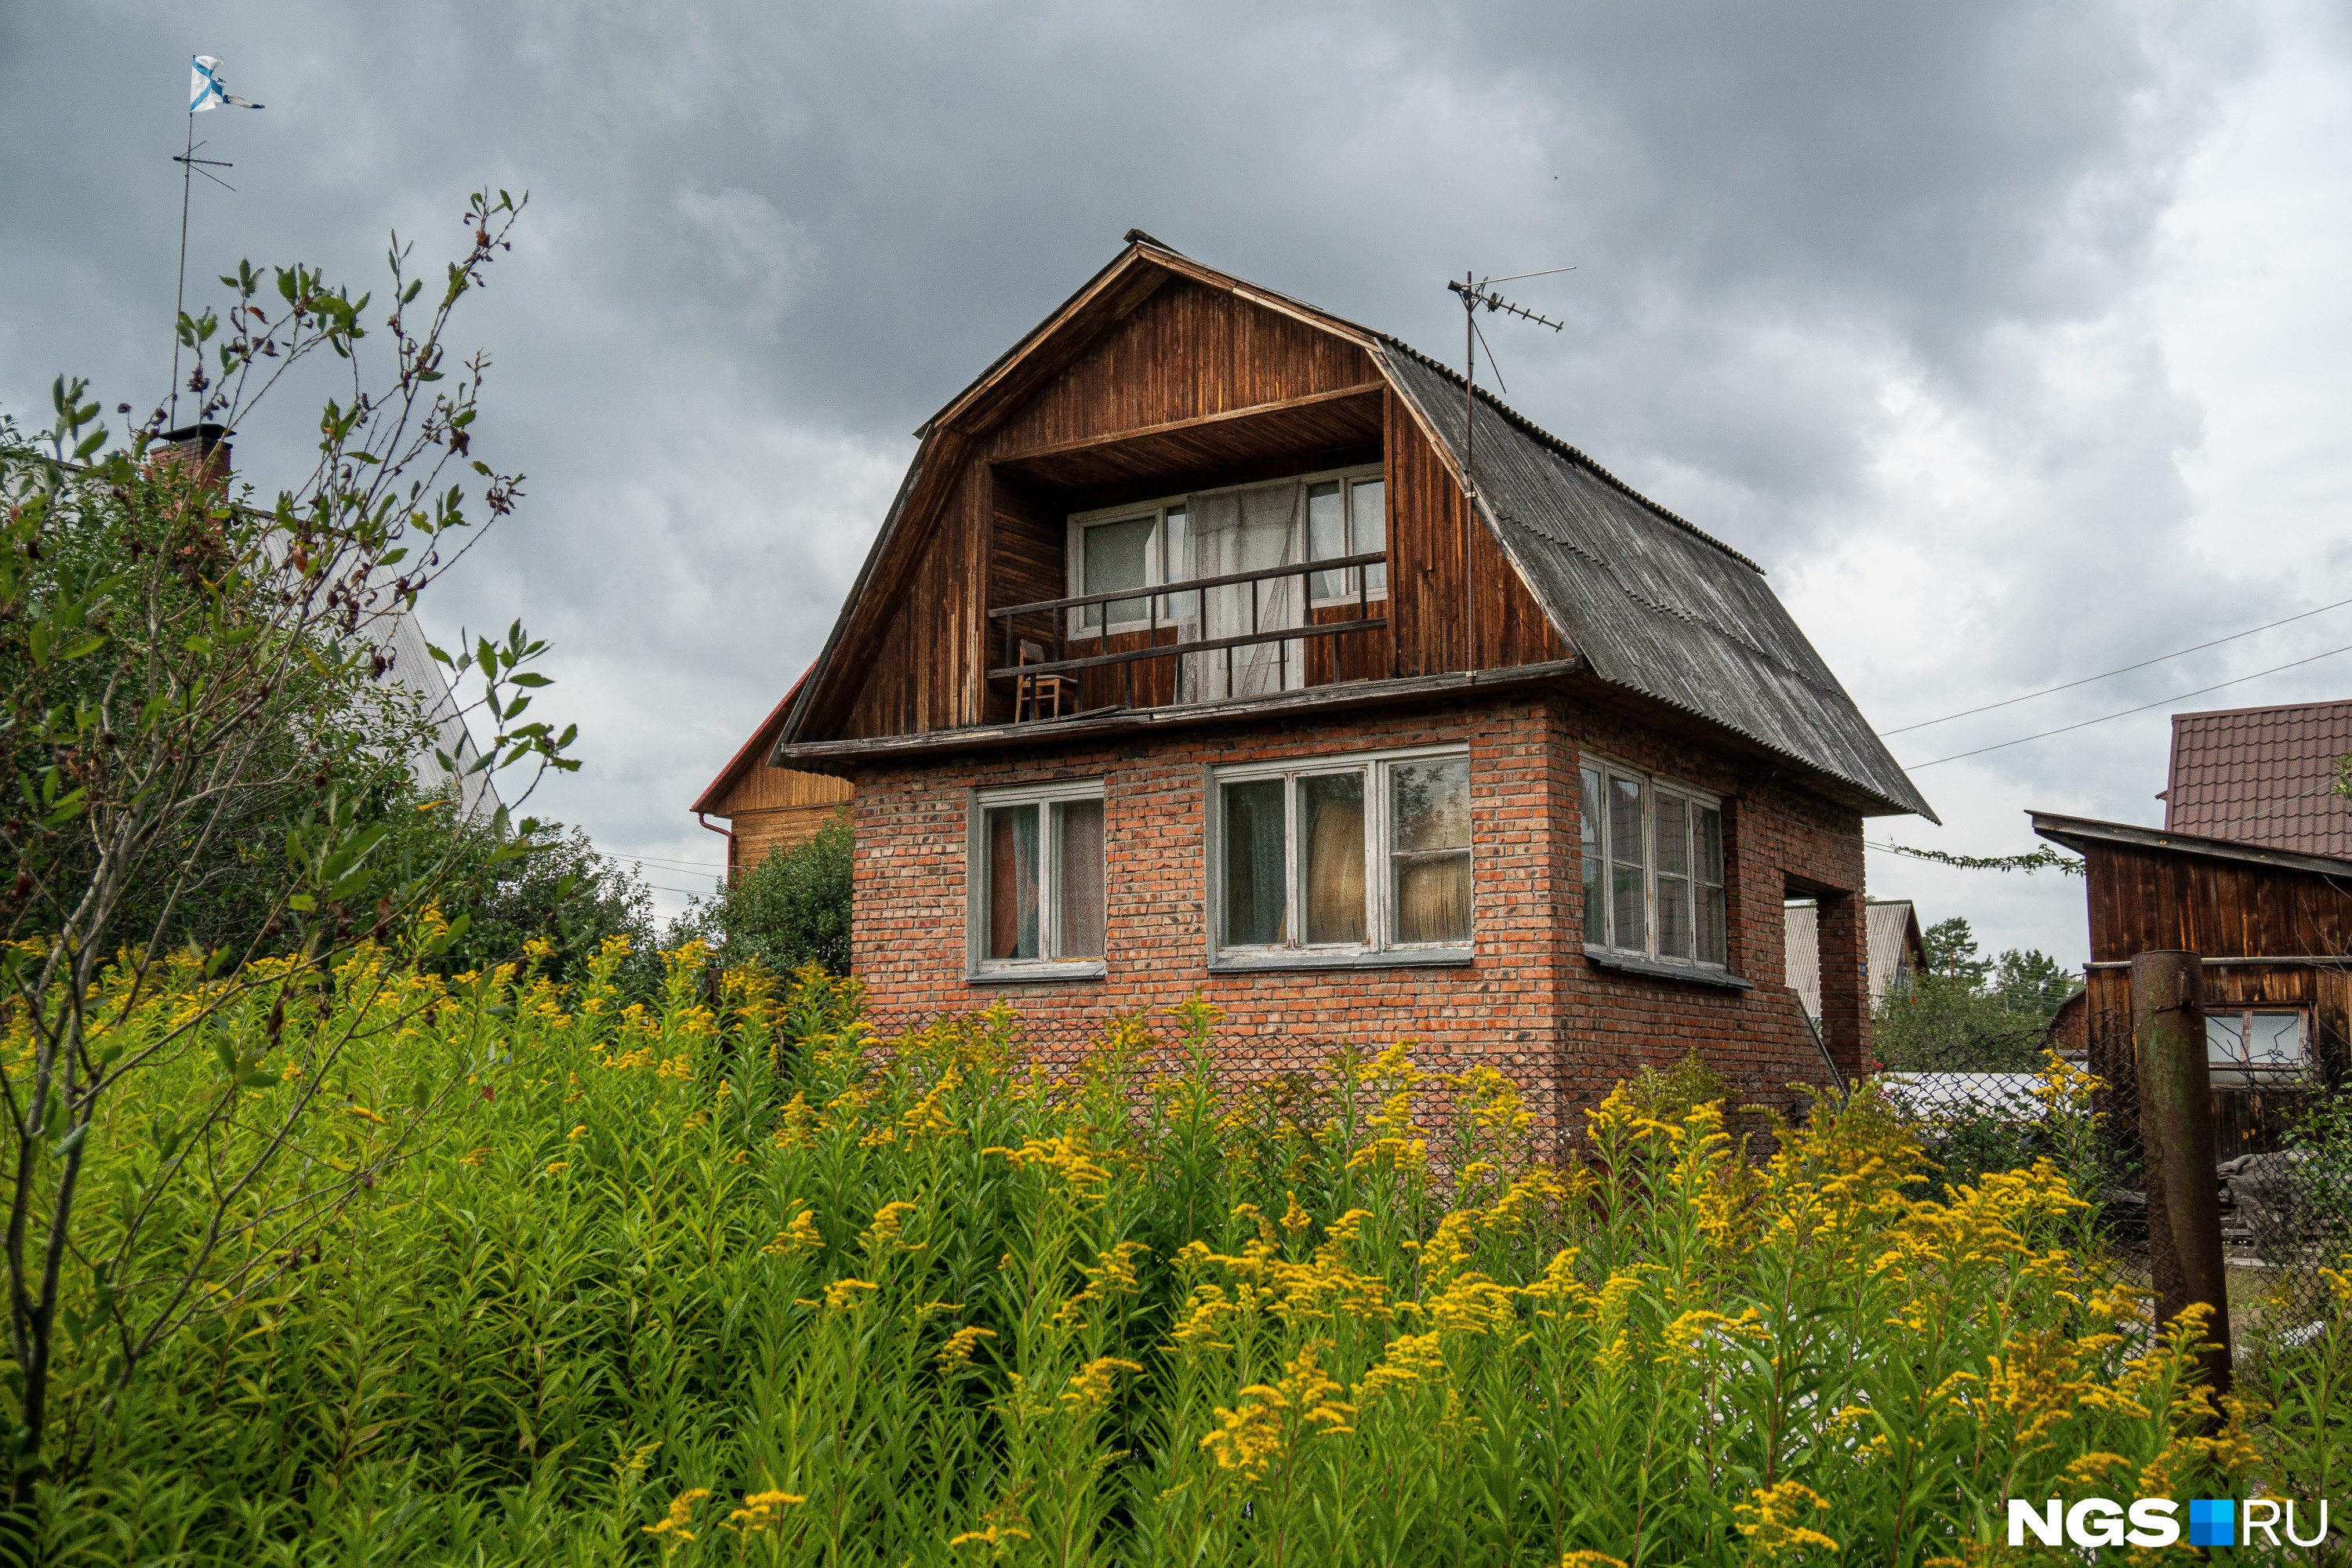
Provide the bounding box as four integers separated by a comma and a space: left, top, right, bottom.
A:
7, 936, 2342, 1565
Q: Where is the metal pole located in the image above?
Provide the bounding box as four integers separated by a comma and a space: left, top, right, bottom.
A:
2129, 949, 2233, 1402
1462, 271, 1475, 673
169, 113, 194, 429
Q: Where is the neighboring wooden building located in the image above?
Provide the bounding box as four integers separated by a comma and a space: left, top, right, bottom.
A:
1785, 897, 1925, 1018
2030, 811, 2347, 1157
2161, 699, 2352, 856
749, 233, 1935, 1142
692, 675, 851, 881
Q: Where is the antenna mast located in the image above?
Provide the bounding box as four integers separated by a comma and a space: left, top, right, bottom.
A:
168, 131, 236, 432
170, 55, 260, 431
1444, 266, 1569, 671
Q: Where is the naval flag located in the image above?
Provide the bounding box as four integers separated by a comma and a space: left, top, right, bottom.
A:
189, 56, 263, 113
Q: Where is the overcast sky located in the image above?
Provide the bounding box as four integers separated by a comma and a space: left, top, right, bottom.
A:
7, 0, 2351, 969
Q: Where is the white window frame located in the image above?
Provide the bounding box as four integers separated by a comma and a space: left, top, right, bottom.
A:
1206, 742, 1473, 972
964, 778, 1108, 983
1065, 463, 1385, 638
1579, 755, 1729, 973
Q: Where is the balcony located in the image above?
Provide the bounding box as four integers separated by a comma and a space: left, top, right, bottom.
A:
989, 550, 1391, 719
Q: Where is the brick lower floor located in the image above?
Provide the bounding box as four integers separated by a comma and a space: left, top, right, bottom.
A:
844, 690, 1871, 1155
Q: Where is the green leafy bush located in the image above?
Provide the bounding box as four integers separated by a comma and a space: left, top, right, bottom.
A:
671, 810, 852, 976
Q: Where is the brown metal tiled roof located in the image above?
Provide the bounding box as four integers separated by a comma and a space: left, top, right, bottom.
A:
2163, 699, 2352, 856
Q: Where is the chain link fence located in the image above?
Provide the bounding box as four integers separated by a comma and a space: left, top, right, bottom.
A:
1871, 1004, 2352, 1345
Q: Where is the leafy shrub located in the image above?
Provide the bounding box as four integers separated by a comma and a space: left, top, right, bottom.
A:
1875, 917, 2082, 1073
422, 813, 661, 992
672, 810, 852, 976
12, 938, 2340, 1564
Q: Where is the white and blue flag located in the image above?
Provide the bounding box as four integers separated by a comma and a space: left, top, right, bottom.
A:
189, 55, 262, 114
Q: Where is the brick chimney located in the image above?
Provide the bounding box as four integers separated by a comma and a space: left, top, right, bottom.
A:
151, 423, 234, 490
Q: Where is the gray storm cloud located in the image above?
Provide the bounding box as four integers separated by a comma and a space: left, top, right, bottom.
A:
5, 0, 2348, 956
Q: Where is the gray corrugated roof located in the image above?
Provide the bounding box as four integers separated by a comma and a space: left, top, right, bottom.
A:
1380, 343, 1936, 821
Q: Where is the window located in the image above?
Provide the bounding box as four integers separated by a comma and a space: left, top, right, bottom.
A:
967, 779, 1106, 981
1068, 465, 1382, 637
2205, 1008, 2309, 1081
1073, 505, 1187, 633
1578, 760, 1726, 968
1210, 746, 1472, 967
1305, 475, 1387, 604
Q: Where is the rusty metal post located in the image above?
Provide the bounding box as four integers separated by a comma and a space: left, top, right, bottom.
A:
2129, 949, 2232, 1399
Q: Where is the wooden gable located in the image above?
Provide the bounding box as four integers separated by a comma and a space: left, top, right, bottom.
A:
790, 251, 1568, 747
692, 677, 851, 877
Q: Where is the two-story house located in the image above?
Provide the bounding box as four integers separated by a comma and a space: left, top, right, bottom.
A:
750, 232, 1936, 1142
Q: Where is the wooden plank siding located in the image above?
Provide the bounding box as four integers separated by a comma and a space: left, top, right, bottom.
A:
819, 269, 1577, 742
984, 278, 1379, 454
2082, 841, 2352, 963
2074, 839, 2352, 1158
704, 762, 850, 879
1385, 388, 1570, 677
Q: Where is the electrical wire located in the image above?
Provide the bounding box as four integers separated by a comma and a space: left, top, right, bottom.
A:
1879, 594, 2352, 736
1903, 641, 2352, 770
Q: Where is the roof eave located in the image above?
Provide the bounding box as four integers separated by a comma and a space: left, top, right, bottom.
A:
691, 669, 813, 815
2030, 808, 2352, 879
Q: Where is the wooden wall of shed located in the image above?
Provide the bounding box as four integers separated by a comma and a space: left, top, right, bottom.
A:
708, 764, 851, 880
2082, 843, 2352, 962
728, 803, 849, 877
2081, 959, 2345, 1160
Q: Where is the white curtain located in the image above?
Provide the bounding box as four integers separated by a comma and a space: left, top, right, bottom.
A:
1179, 481, 1304, 701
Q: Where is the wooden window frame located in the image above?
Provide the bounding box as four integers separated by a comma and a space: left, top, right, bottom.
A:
1204, 742, 1474, 974
964, 778, 1109, 985
1065, 462, 1385, 638
1579, 754, 1730, 976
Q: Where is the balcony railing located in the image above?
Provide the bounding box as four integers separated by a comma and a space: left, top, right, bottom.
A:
989, 550, 1390, 713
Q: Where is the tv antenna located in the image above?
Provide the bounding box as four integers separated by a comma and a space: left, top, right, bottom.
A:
1444, 264, 1570, 669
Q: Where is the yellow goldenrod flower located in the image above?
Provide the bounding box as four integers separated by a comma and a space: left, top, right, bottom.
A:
1060, 1356, 1143, 1413
936, 1325, 997, 1370
721, 1490, 805, 1535
643, 1487, 710, 1544
1733, 1482, 1838, 1558
822, 1277, 879, 1310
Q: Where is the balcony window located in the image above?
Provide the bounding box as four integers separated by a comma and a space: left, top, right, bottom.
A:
1067, 464, 1381, 643
1578, 760, 1726, 970
1073, 506, 1185, 633
1307, 475, 1386, 603
967, 779, 1106, 982
1210, 746, 1472, 968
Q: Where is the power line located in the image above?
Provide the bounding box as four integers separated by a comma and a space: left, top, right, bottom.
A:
1904, 641, 2352, 770
614, 853, 727, 870
1880, 593, 2352, 736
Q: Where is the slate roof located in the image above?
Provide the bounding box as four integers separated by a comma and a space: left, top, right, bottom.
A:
1377, 343, 1935, 820
2162, 699, 2352, 857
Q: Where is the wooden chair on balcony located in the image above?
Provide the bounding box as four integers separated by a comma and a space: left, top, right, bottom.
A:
1016, 640, 1077, 722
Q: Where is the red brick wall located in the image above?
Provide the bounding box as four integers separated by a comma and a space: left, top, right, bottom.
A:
847, 691, 1867, 1151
